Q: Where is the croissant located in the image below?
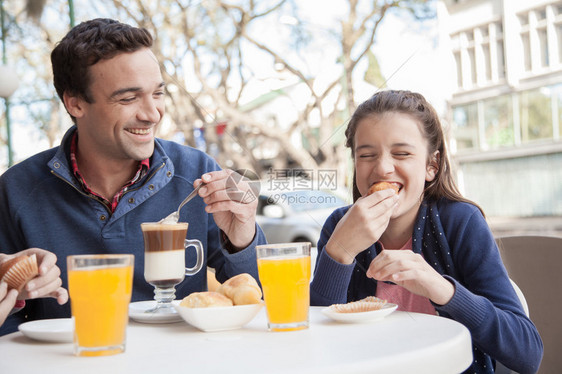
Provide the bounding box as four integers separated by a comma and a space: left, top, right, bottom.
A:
217, 273, 262, 305
180, 291, 234, 308
368, 182, 399, 195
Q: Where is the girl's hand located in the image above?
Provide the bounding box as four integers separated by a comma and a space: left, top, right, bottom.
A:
0, 282, 18, 326
325, 190, 398, 264
366, 249, 455, 305
4, 248, 69, 305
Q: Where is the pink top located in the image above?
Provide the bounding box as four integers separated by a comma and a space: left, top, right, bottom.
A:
375, 238, 436, 315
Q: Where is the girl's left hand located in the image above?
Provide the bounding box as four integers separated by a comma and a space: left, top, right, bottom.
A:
366, 250, 455, 305
2, 248, 69, 305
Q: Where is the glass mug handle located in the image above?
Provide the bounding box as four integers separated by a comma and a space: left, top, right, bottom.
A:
184, 239, 204, 275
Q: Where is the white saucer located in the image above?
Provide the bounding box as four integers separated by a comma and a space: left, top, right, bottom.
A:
18, 318, 73, 343
129, 300, 183, 324
321, 303, 398, 323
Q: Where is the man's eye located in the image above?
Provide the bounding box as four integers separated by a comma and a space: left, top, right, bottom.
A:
120, 97, 136, 103
358, 154, 375, 159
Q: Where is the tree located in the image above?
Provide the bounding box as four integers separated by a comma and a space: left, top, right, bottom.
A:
3, 0, 435, 182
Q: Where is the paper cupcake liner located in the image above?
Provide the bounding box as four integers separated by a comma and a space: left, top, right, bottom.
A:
329, 297, 387, 314
2, 254, 39, 291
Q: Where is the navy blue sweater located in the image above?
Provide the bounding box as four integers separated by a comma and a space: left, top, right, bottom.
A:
311, 199, 542, 374
0, 126, 265, 335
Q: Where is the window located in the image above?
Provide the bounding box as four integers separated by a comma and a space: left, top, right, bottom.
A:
450, 21, 505, 89
454, 51, 462, 87
483, 95, 514, 149
497, 40, 505, 78
521, 32, 531, 71
557, 24, 562, 64
518, 4, 562, 71
451, 85, 562, 154
468, 47, 477, 85
452, 104, 479, 151
538, 27, 549, 67
483, 43, 491, 81
519, 88, 553, 142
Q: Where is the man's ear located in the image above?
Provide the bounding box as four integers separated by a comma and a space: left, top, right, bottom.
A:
63, 92, 85, 119
426, 150, 440, 182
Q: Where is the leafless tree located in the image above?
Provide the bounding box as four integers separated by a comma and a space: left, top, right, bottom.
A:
5, 0, 434, 181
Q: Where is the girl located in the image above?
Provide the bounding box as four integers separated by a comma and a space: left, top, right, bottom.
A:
310, 90, 542, 373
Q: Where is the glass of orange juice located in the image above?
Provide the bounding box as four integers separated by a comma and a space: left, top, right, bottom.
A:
67, 254, 134, 357
256, 242, 311, 332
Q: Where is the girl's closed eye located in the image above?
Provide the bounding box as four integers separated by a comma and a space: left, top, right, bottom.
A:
393, 151, 411, 157
358, 153, 376, 159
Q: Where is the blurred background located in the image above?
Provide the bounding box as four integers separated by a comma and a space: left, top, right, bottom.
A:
1, 0, 561, 242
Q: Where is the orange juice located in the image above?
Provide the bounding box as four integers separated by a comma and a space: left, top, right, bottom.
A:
257, 255, 311, 331
68, 264, 133, 357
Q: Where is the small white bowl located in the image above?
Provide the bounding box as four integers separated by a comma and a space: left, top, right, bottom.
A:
173, 302, 264, 332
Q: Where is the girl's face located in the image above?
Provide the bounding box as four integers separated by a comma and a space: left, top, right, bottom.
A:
354, 112, 438, 223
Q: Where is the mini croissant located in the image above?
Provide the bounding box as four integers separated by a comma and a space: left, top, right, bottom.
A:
217, 273, 262, 305
180, 291, 233, 308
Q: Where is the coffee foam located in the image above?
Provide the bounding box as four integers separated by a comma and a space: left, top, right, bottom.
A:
141, 222, 189, 230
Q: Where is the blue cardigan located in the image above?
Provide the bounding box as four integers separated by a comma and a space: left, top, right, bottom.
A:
311, 199, 543, 374
0, 126, 265, 335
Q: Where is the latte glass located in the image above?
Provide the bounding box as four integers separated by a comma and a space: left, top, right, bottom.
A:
141, 222, 204, 314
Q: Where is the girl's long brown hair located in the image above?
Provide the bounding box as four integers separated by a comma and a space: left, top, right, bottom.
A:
345, 90, 483, 215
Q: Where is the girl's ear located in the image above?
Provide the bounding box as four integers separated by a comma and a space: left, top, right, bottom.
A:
426, 150, 440, 182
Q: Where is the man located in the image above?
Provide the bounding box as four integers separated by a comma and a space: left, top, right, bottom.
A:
0, 18, 265, 335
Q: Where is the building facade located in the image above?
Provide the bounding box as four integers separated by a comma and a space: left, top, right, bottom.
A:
440, 0, 562, 216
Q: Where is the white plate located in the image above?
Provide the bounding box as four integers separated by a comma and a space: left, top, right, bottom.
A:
321, 303, 398, 323
173, 302, 264, 332
129, 300, 183, 324
18, 318, 73, 343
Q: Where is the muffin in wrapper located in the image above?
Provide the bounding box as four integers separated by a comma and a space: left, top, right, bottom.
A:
0, 254, 39, 291
329, 296, 387, 314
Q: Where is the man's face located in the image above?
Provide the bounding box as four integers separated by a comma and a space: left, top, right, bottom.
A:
70, 48, 165, 162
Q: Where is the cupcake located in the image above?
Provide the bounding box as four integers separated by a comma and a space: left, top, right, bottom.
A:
0, 254, 39, 291
329, 296, 387, 313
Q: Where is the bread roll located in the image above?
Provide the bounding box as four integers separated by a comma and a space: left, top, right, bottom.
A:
368, 182, 399, 195
0, 254, 39, 291
180, 291, 233, 308
217, 273, 262, 305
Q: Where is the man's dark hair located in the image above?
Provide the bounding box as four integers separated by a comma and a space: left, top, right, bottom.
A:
51, 18, 153, 121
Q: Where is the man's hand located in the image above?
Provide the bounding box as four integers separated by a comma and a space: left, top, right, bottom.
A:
196, 170, 258, 250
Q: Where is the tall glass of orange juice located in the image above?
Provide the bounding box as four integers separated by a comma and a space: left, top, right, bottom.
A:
256, 242, 311, 332
67, 254, 134, 357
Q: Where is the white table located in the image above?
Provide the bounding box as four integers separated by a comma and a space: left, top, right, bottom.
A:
0, 308, 472, 374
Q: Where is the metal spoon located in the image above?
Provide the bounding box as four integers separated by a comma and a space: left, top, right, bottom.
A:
159, 183, 205, 224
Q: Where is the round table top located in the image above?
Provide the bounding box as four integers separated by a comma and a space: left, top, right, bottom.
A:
0, 307, 472, 374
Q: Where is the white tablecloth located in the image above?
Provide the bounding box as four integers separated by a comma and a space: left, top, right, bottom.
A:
0, 307, 472, 374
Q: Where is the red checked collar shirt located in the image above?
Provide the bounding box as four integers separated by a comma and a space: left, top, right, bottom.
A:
69, 132, 150, 213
